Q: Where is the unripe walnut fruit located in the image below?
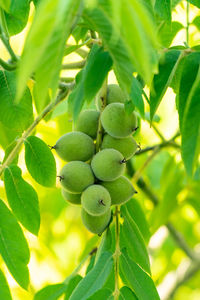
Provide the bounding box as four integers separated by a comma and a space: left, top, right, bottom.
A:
101, 176, 136, 205
96, 84, 127, 110
59, 161, 94, 193
61, 189, 81, 205
101, 103, 137, 138
91, 149, 125, 181
81, 208, 111, 234
55, 131, 94, 162
81, 185, 111, 216
76, 109, 100, 139
101, 134, 138, 160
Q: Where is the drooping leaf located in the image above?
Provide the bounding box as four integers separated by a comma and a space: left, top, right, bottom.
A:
34, 0, 82, 111
4, 0, 30, 36
120, 249, 160, 300
150, 50, 182, 121
95, 228, 112, 263
0, 269, 12, 300
69, 252, 113, 300
150, 156, 184, 232
69, 45, 112, 120
34, 283, 68, 300
64, 275, 83, 300
125, 199, 150, 244
0, 0, 10, 12
120, 206, 151, 274
192, 16, 200, 31
0, 70, 33, 132
87, 288, 113, 300
154, 0, 171, 23
178, 52, 200, 175
24, 136, 56, 187
119, 286, 138, 300
86, 255, 96, 275
0, 199, 30, 289
4, 165, 40, 235
129, 76, 144, 117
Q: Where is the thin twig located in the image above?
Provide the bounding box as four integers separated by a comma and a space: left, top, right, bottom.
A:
62, 59, 86, 69
151, 123, 166, 141
0, 25, 18, 62
0, 58, 17, 70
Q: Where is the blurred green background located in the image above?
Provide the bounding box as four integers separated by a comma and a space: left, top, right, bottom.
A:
0, 2, 200, 299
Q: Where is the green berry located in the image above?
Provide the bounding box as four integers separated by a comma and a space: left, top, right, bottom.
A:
59, 161, 94, 193
81, 185, 111, 216
101, 134, 138, 160
101, 103, 137, 138
96, 84, 127, 110
81, 208, 111, 234
61, 189, 81, 205
91, 149, 125, 181
76, 109, 100, 139
55, 131, 95, 162
101, 176, 136, 205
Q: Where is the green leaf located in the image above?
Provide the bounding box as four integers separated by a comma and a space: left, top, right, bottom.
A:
189, 0, 200, 8
2, 140, 18, 165
0, 199, 30, 289
125, 199, 150, 244
17, 0, 81, 101
120, 206, 151, 274
69, 45, 112, 120
119, 286, 138, 300
120, 249, 160, 300
69, 252, 113, 300
24, 136, 56, 187
95, 228, 112, 263
158, 22, 183, 48
192, 16, 200, 31
34, 283, 68, 300
87, 288, 113, 300
4, 0, 30, 36
0, 269, 12, 300
130, 77, 144, 117
0, 0, 10, 12
64, 275, 82, 300
150, 50, 182, 121
155, 0, 171, 23
34, 0, 81, 111
178, 52, 200, 175
0, 70, 33, 132
4, 165, 40, 235
150, 157, 184, 232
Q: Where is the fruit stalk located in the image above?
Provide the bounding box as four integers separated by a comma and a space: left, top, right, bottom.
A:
95, 78, 107, 152
113, 205, 120, 300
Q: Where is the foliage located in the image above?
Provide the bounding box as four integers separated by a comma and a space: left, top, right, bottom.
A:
0, 0, 200, 300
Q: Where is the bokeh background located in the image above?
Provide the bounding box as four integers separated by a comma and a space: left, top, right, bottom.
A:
0, 2, 200, 299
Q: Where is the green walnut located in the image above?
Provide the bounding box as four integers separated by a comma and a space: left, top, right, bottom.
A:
81, 208, 111, 234
96, 84, 127, 110
59, 161, 94, 193
101, 134, 138, 160
91, 149, 125, 181
81, 185, 111, 216
54, 131, 95, 162
101, 176, 136, 205
76, 109, 100, 139
61, 189, 81, 205
101, 103, 137, 138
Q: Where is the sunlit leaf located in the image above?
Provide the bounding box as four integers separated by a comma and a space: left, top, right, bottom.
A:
0, 199, 30, 289
119, 286, 138, 300
4, 165, 40, 235
130, 76, 144, 117
24, 136, 56, 187
0, 269, 12, 300
0, 0, 10, 12
158, 22, 183, 47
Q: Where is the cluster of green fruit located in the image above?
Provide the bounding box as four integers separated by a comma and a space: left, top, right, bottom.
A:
54, 84, 138, 235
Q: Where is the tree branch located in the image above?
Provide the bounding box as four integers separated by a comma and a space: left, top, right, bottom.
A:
62, 59, 86, 69
0, 25, 18, 62
0, 58, 17, 70
0, 85, 73, 177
